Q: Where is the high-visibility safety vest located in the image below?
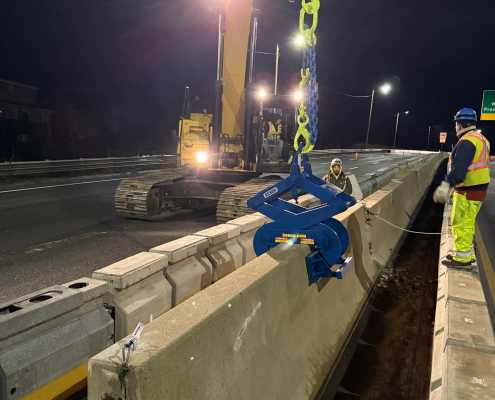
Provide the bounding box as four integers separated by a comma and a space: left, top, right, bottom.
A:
454, 130, 491, 187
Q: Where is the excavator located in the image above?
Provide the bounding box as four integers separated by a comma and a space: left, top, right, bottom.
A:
114, 0, 295, 223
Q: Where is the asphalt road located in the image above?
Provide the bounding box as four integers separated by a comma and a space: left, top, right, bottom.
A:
0, 152, 422, 302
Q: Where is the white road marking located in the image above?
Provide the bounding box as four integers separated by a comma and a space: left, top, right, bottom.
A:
0, 178, 122, 194
349, 167, 359, 170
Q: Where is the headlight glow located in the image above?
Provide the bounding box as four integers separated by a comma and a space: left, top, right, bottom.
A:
195, 151, 208, 163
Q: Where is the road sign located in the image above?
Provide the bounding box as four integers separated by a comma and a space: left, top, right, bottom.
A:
439, 132, 447, 144
481, 90, 495, 121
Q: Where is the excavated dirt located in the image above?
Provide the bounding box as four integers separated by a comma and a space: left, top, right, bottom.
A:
332, 187, 443, 400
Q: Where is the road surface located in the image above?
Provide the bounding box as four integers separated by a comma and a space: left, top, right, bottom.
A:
0, 152, 422, 302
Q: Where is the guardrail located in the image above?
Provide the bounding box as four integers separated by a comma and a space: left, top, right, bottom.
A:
0, 155, 177, 178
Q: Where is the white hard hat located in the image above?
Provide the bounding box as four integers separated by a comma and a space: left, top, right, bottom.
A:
331, 158, 343, 167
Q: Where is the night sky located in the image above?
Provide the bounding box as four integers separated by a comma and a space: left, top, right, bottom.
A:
1, 0, 494, 155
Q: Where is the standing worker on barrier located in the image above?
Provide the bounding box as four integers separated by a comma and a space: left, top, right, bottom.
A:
324, 158, 353, 195
433, 107, 491, 268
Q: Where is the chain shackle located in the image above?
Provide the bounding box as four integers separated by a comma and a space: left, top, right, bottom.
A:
299, 0, 320, 46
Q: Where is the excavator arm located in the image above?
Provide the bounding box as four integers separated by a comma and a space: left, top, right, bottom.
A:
219, 0, 253, 165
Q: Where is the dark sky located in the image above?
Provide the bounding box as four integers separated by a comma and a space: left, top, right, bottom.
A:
1, 0, 494, 153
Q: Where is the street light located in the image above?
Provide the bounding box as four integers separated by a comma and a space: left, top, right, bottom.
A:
291, 89, 304, 104
365, 81, 393, 149
256, 87, 269, 102
292, 33, 306, 49
393, 110, 411, 148
379, 82, 393, 96
255, 86, 270, 118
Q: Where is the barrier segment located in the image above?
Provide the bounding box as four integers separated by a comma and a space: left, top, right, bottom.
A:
195, 224, 243, 281
150, 235, 213, 306
0, 277, 113, 400
429, 205, 495, 399
88, 154, 444, 400
226, 214, 267, 264
92, 251, 171, 340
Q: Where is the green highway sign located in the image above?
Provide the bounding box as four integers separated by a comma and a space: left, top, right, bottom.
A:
481, 90, 495, 121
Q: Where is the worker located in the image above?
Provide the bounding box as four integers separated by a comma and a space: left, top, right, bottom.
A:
433, 107, 491, 268
324, 158, 353, 195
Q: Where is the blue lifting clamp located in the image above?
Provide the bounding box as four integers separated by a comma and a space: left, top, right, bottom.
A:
247, 152, 356, 285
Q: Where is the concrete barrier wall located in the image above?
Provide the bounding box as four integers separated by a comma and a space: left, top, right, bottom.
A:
0, 277, 113, 400
92, 251, 171, 340
429, 205, 495, 399
87, 154, 444, 400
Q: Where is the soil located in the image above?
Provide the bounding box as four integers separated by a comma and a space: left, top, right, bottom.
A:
332, 190, 443, 400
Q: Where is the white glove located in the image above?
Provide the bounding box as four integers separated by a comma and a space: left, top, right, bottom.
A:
433, 181, 451, 204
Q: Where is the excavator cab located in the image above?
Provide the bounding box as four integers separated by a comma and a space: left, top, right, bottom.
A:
252, 96, 297, 174
177, 112, 212, 169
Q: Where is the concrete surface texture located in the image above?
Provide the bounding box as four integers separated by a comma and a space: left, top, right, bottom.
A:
0, 277, 113, 400
475, 170, 495, 326
91, 252, 171, 340
87, 154, 444, 400
0, 151, 425, 302
430, 204, 495, 400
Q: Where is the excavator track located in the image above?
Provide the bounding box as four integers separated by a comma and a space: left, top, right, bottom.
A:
216, 177, 282, 223
114, 168, 191, 220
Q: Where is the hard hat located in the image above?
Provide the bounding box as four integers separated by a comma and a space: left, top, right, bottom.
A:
454, 108, 477, 122
331, 158, 343, 167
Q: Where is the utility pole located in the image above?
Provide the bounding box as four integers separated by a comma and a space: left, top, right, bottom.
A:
427, 125, 431, 149
274, 44, 280, 96
365, 89, 375, 149
393, 112, 400, 147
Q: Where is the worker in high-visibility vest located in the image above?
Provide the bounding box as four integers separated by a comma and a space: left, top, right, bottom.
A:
433, 107, 491, 268
324, 158, 353, 195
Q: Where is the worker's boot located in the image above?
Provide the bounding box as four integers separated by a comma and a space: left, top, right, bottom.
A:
441, 257, 475, 270
445, 250, 476, 263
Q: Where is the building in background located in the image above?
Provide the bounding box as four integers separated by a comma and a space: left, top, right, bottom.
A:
0, 79, 53, 161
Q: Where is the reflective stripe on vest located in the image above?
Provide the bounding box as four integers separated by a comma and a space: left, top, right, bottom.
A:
466, 131, 489, 171
456, 130, 491, 187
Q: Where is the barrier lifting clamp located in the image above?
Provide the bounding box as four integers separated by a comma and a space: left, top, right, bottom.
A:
247, 153, 356, 285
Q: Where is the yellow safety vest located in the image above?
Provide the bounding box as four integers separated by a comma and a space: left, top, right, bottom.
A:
454, 130, 491, 187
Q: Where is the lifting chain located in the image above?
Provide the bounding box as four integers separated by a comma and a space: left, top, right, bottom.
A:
293, 0, 320, 154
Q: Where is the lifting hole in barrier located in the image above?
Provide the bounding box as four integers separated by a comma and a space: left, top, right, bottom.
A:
0, 305, 22, 315
29, 294, 52, 303
10, 387, 16, 395
68, 282, 89, 289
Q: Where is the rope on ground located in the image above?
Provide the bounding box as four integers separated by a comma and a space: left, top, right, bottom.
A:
365, 209, 442, 236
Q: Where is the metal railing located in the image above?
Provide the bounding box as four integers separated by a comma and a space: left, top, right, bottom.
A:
0, 155, 177, 177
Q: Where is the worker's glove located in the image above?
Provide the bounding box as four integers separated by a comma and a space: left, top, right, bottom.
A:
433, 181, 451, 204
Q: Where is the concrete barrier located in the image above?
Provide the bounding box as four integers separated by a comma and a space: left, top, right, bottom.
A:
92, 251, 171, 340
0, 277, 113, 400
429, 205, 495, 399
195, 224, 244, 281
88, 154, 444, 400
150, 235, 213, 306
226, 214, 267, 264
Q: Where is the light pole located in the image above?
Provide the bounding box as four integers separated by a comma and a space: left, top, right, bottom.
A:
365, 82, 393, 149
254, 87, 269, 171
255, 44, 280, 96
427, 125, 432, 149
393, 110, 410, 148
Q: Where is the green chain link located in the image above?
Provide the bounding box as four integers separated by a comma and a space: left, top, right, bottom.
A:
293, 0, 320, 154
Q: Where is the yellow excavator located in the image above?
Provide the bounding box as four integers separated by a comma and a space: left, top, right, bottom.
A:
114, 0, 293, 222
